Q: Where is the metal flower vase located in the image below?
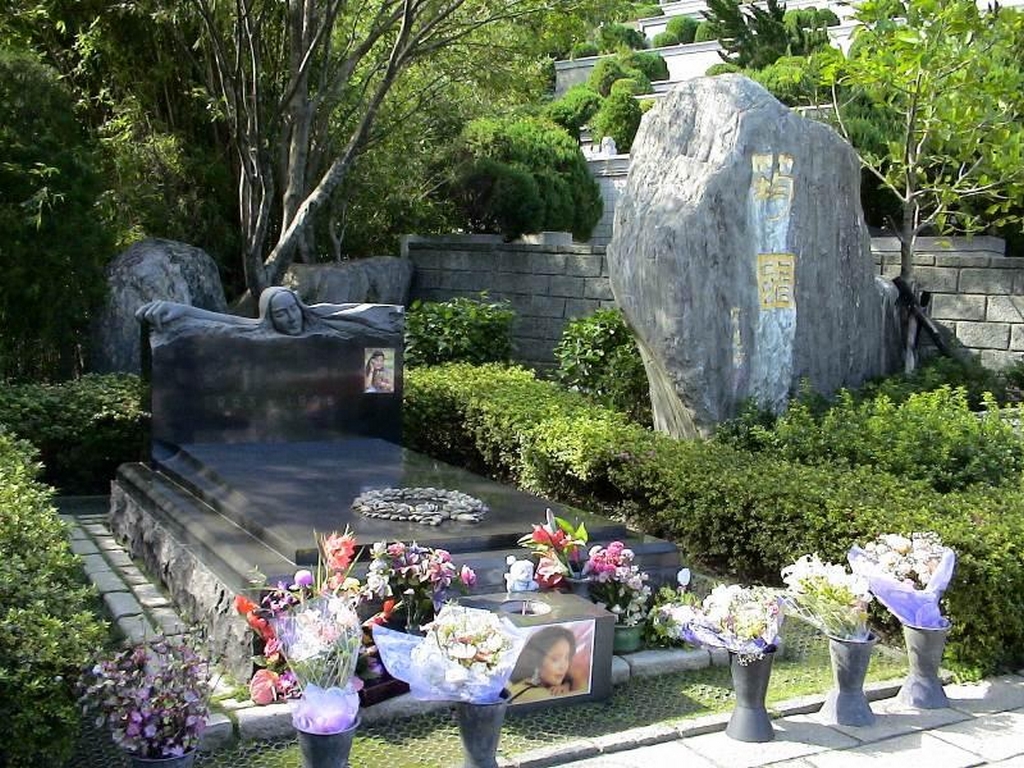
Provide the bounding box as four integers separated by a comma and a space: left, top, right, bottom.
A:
898, 623, 950, 709
564, 577, 592, 599
456, 698, 508, 768
128, 753, 197, 768
297, 719, 360, 768
820, 633, 877, 726
726, 651, 776, 743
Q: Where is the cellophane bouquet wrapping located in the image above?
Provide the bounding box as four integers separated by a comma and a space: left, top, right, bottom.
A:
655, 584, 784, 663
271, 595, 363, 734
781, 554, 873, 641
372, 604, 525, 703
848, 532, 956, 629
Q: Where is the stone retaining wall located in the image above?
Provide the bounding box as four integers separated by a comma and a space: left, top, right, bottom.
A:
407, 233, 1022, 371
404, 235, 616, 369
872, 237, 1021, 369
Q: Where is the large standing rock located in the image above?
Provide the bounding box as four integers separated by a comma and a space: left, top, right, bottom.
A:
90, 239, 227, 373
284, 256, 414, 306
609, 76, 900, 438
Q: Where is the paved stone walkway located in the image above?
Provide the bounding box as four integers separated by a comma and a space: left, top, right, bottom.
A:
61, 497, 1024, 768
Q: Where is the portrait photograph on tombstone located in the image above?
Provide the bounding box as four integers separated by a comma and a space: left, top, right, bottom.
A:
506, 620, 595, 705
364, 348, 396, 393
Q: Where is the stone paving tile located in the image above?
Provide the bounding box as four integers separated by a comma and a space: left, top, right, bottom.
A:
945, 675, 1024, 715
985, 758, 1024, 767
555, 740, 719, 767
198, 713, 235, 751
611, 656, 630, 685
235, 701, 294, 741
89, 569, 130, 594
928, 709, 1024, 762
68, 526, 90, 541
79, 553, 111, 576
513, 740, 601, 767
625, 648, 711, 678
119, 565, 154, 586
115, 614, 157, 645
94, 536, 124, 552
682, 717, 859, 768
800, 731, 984, 768
81, 523, 110, 536
590, 722, 678, 753
800, 698, 972, 744
69, 537, 101, 556
103, 590, 144, 619
103, 548, 135, 569
150, 605, 187, 635
131, 582, 171, 608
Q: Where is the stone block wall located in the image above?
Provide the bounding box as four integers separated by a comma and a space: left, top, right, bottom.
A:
587, 156, 631, 247
403, 235, 616, 369
406, 233, 1022, 371
872, 236, 1023, 369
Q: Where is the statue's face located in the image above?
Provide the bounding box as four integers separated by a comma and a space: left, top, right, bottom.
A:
269, 291, 303, 335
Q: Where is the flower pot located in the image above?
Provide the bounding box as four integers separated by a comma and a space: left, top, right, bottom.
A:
296, 718, 359, 768
898, 623, 950, 709
613, 623, 643, 654
820, 633, 877, 726
128, 752, 197, 768
726, 651, 775, 743
456, 698, 508, 768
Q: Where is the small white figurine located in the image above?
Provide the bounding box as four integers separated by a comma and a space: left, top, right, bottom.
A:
677, 567, 692, 592
505, 555, 539, 592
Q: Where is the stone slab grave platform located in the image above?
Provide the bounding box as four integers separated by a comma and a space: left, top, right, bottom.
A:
113, 287, 680, 683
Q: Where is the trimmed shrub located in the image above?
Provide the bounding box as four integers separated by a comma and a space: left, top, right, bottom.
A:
609, 77, 646, 96
554, 308, 651, 425
632, 3, 664, 18
591, 89, 644, 153
652, 31, 680, 47
570, 41, 600, 59
706, 62, 743, 76
750, 55, 819, 106
694, 21, 717, 42
666, 15, 700, 44
453, 117, 603, 240
0, 431, 108, 767
405, 296, 515, 367
588, 57, 634, 96
0, 374, 147, 493
617, 50, 670, 83
597, 23, 648, 53
403, 362, 1024, 677
453, 158, 544, 240
544, 85, 604, 138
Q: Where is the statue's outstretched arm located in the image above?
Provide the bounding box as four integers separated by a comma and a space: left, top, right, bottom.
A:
135, 300, 256, 332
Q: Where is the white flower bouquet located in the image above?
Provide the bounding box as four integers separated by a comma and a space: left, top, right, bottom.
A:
781, 554, 872, 641
372, 604, 524, 703
655, 584, 784, 663
848, 532, 956, 629
271, 595, 363, 734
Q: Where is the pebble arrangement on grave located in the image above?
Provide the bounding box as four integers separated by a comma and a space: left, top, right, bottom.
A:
352, 487, 489, 525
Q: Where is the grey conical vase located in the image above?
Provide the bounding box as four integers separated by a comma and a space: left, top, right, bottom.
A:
897, 623, 950, 709
457, 698, 508, 768
296, 718, 359, 768
726, 651, 776, 742
820, 633, 877, 726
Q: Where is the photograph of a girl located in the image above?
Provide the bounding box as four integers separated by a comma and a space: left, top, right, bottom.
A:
364, 348, 394, 393
506, 622, 594, 704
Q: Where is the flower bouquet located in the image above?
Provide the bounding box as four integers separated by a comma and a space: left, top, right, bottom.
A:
362, 540, 477, 631
654, 584, 784, 663
373, 604, 524, 766
235, 529, 367, 705
80, 634, 211, 764
781, 554, 872, 641
582, 541, 652, 627
517, 509, 589, 589
848, 531, 956, 629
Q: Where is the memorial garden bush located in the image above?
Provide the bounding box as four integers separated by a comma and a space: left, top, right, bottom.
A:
0, 430, 107, 767
666, 15, 699, 44
554, 308, 651, 424
0, 374, 147, 493
404, 296, 515, 368
545, 84, 604, 138
404, 362, 1024, 678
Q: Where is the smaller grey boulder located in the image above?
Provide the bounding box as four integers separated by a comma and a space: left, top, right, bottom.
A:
90, 238, 227, 373
284, 256, 414, 306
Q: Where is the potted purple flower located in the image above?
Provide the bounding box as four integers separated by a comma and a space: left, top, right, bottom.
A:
80, 634, 212, 768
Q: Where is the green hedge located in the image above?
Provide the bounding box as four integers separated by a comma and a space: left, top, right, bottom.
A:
0, 374, 148, 494
403, 363, 1024, 678
0, 431, 108, 766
